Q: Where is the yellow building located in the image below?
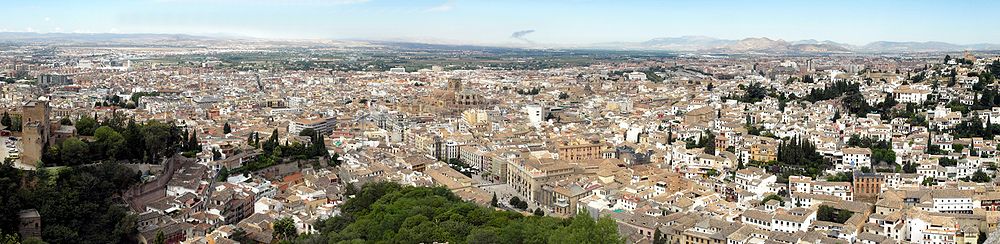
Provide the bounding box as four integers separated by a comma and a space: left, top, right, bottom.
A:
749, 143, 777, 162
556, 138, 605, 161
462, 109, 489, 128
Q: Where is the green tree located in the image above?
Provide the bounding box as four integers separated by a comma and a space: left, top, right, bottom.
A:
971, 170, 992, 183
939, 158, 958, 167
704, 131, 716, 155
253, 133, 261, 148
223, 122, 232, 134
953, 143, 966, 152
0, 231, 17, 244
141, 120, 179, 161
263, 129, 279, 153
101, 112, 129, 131
121, 119, 144, 162
273, 217, 298, 241
761, 194, 784, 205
467, 229, 500, 244
548, 214, 625, 244
0, 112, 10, 129
652, 228, 666, 244
314, 182, 623, 244
230, 228, 253, 244
509, 197, 522, 208
923, 177, 936, 186
154, 230, 165, 244
8, 116, 20, 132
21, 237, 46, 244
94, 126, 125, 159
817, 205, 853, 224
60, 138, 88, 165
247, 132, 256, 147
828, 172, 853, 182
76, 115, 99, 136
330, 152, 342, 167
344, 182, 357, 197
871, 149, 896, 165
41, 144, 62, 166
516, 200, 528, 210
774, 137, 828, 182
299, 128, 316, 137
59, 117, 73, 126
212, 148, 222, 161
490, 193, 498, 207
706, 169, 720, 177
0, 163, 141, 243
310, 130, 329, 158
187, 130, 200, 152
533, 208, 544, 216
217, 166, 230, 182
902, 162, 918, 173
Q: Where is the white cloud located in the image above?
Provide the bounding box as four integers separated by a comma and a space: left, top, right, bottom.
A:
44, 17, 51, 22
425, 0, 455, 12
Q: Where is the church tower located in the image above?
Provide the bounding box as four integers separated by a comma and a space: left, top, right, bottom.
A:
447, 78, 462, 91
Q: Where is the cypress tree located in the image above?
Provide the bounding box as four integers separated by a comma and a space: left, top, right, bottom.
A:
189, 131, 200, 152
0, 111, 10, 127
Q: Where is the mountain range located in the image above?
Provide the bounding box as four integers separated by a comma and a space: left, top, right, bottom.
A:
0, 32, 997, 54
591, 36, 1000, 53
0, 32, 219, 43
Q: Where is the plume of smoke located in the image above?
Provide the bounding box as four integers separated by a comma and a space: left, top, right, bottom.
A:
511, 30, 535, 43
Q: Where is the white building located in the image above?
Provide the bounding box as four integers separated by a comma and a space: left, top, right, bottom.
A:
289, 117, 337, 136
841, 147, 872, 171
734, 167, 777, 200
905, 213, 959, 244
626, 71, 647, 81
930, 190, 973, 214
524, 104, 549, 127
771, 208, 815, 233
893, 85, 931, 104
389, 67, 407, 73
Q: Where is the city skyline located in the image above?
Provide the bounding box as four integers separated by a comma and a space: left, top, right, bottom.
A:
5, 1, 1000, 244
3, 0, 999, 45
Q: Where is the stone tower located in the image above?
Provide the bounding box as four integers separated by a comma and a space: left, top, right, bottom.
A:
21, 98, 51, 165
447, 78, 462, 91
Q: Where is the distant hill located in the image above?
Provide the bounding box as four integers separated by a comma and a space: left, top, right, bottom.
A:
859, 41, 977, 53
0, 32, 371, 48
638, 36, 736, 51
0, 32, 218, 43
594, 36, 999, 54
0, 32, 997, 54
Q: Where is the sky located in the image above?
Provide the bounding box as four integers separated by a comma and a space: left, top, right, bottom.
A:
2, 0, 998, 45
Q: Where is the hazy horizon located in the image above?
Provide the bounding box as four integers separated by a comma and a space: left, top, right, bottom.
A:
3, 0, 998, 46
